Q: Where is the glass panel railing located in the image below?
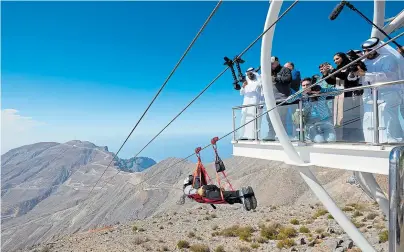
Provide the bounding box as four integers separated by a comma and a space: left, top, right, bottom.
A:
367, 86, 404, 144
232, 106, 239, 141
232, 80, 404, 145
232, 105, 256, 141
302, 93, 366, 143
258, 102, 299, 142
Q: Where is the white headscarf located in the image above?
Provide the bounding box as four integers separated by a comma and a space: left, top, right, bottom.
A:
240, 68, 262, 106
244, 69, 262, 93
362, 38, 404, 84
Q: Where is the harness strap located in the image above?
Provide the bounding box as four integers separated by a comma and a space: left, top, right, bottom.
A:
221, 171, 235, 191
193, 148, 212, 189
215, 170, 225, 201
191, 141, 236, 203
211, 137, 235, 194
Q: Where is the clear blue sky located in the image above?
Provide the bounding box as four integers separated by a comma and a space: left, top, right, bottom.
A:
2, 1, 403, 162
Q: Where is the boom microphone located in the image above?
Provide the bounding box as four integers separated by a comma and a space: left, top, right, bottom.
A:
329, 1, 346, 20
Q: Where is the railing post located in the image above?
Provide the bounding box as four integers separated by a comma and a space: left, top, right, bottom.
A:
232, 108, 236, 141
389, 146, 404, 252
298, 100, 304, 142
372, 87, 380, 145
255, 106, 259, 141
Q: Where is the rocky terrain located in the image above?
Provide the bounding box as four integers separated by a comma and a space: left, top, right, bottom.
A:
25, 201, 388, 252
2, 141, 390, 252
1, 141, 160, 252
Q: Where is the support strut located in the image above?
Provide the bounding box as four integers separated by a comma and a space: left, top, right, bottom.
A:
260, 1, 375, 251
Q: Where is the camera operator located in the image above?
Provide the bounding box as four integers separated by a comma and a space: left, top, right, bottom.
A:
357, 37, 404, 143
263, 56, 292, 141
284, 62, 301, 140
286, 78, 343, 143
321, 53, 365, 142
239, 67, 263, 140
284, 62, 301, 92
319, 62, 335, 86
331, 52, 364, 96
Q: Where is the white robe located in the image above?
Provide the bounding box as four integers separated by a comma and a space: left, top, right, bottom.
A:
361, 42, 404, 143
239, 72, 262, 140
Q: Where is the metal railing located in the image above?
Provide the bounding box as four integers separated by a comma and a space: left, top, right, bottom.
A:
232, 79, 404, 144
389, 146, 404, 252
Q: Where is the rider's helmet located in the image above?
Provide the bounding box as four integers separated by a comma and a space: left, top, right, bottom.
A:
183, 175, 193, 186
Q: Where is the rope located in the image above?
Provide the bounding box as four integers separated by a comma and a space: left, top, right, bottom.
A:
87, 0, 223, 196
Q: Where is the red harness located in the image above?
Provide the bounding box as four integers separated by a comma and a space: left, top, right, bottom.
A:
186, 137, 234, 205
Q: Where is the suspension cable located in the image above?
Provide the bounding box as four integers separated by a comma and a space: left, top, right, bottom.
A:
133, 0, 299, 161
135, 31, 404, 179
87, 0, 223, 196
85, 14, 402, 230
98, 0, 300, 190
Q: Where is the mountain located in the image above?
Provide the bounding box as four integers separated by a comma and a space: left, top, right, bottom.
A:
1, 141, 388, 252
1, 140, 156, 221
114, 157, 157, 172
0, 140, 187, 252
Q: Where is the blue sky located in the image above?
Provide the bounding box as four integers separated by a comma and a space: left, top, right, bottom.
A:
2, 1, 404, 162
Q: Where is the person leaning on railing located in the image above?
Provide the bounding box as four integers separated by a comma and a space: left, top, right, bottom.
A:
357, 37, 404, 143
287, 77, 344, 143
263, 56, 292, 141
330, 52, 365, 142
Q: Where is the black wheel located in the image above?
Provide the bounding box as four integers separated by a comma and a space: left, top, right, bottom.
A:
251, 195, 257, 209
247, 186, 255, 196
243, 196, 252, 211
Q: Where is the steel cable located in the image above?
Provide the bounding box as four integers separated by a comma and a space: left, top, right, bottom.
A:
98, 0, 300, 191
133, 32, 404, 181
87, 0, 223, 196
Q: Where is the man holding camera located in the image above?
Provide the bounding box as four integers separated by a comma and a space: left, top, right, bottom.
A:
239, 67, 262, 140
287, 78, 343, 143
263, 56, 292, 141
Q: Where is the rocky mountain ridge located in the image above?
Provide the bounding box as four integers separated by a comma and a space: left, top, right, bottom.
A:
1, 141, 389, 252
1, 140, 160, 251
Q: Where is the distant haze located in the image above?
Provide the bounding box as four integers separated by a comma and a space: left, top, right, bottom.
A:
94, 133, 234, 163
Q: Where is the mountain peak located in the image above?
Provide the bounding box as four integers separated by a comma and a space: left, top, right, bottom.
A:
114, 156, 157, 172
64, 140, 99, 149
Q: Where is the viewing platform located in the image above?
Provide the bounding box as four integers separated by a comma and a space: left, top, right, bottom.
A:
231, 80, 404, 175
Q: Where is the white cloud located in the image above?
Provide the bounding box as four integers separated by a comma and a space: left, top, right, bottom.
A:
1, 109, 46, 154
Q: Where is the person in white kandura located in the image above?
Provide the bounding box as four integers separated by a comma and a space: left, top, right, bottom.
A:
357, 37, 404, 143
239, 67, 263, 140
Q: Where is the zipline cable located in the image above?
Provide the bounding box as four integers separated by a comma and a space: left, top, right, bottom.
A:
13, 7, 400, 233
135, 32, 404, 180
133, 0, 299, 161
87, 0, 223, 196
99, 0, 300, 190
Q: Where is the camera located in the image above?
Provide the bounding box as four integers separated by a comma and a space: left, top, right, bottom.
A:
310, 84, 322, 92
311, 74, 320, 85
346, 49, 367, 78
223, 56, 241, 90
